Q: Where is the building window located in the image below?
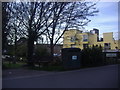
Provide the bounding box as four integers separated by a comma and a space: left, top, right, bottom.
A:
70, 36, 76, 42
83, 35, 88, 42
83, 44, 88, 49
71, 44, 76, 48
104, 43, 111, 50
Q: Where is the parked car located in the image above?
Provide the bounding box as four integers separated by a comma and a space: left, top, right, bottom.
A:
2, 55, 10, 59
53, 53, 61, 57
2, 55, 12, 61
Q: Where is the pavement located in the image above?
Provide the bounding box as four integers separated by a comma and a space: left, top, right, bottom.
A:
2, 64, 119, 88
3, 68, 56, 79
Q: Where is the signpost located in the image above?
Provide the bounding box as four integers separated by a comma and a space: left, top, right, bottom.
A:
104, 52, 120, 64
106, 53, 117, 57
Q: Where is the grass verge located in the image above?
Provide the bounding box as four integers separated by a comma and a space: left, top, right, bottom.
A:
2, 61, 26, 69
28, 65, 65, 71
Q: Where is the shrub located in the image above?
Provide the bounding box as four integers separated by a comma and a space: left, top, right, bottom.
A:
32, 46, 51, 67
34, 46, 50, 58
81, 45, 104, 67
16, 44, 27, 57
50, 56, 62, 66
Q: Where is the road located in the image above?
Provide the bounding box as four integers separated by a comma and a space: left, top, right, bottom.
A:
2, 65, 119, 88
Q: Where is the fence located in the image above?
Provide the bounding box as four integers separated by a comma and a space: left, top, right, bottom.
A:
103, 52, 120, 65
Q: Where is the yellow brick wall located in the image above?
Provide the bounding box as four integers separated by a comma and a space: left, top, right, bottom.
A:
88, 34, 97, 45
103, 32, 113, 43
119, 40, 120, 49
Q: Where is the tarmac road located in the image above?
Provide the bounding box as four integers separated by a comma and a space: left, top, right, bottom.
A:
2, 64, 119, 88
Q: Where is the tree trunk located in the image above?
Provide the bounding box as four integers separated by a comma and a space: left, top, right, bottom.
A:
50, 42, 54, 62
27, 36, 35, 66
13, 28, 17, 64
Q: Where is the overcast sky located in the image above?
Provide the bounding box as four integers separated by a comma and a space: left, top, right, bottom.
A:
85, 1, 118, 40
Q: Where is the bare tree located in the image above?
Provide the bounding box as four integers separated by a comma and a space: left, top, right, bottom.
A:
44, 2, 98, 60
2, 2, 9, 54
6, 2, 25, 63
6, 1, 98, 65
7, 2, 55, 66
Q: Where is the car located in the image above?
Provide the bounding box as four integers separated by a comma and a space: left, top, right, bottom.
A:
2, 55, 11, 61
53, 53, 61, 57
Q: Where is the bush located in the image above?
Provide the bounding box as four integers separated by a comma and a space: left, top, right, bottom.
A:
81, 45, 104, 67
16, 44, 27, 57
50, 56, 62, 66
34, 46, 50, 58
31, 46, 51, 67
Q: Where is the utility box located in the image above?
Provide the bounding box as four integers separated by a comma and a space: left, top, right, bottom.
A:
62, 48, 81, 69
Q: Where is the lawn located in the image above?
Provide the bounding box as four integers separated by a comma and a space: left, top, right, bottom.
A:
2, 58, 120, 71
2, 61, 65, 71
2, 61, 26, 69
29, 65, 65, 71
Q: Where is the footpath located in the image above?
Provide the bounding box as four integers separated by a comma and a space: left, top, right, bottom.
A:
2, 68, 56, 79
3, 64, 119, 79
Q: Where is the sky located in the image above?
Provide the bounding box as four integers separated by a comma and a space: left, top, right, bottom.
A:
85, 1, 118, 40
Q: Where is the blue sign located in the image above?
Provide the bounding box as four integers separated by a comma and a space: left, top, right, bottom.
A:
72, 55, 77, 60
